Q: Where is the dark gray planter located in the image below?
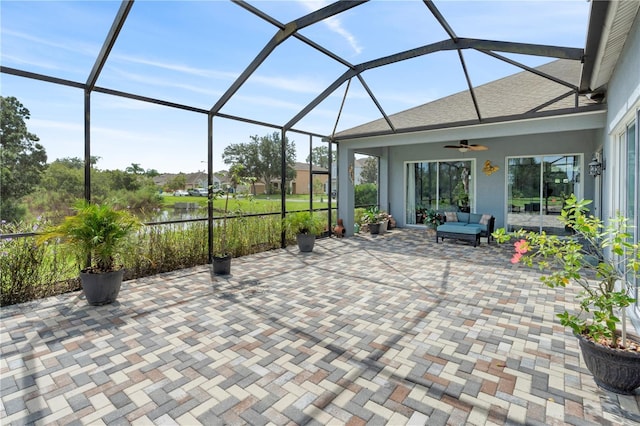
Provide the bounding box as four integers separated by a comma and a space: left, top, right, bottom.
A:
577, 332, 640, 394
212, 254, 232, 275
296, 233, 316, 252
80, 269, 124, 305
369, 223, 381, 235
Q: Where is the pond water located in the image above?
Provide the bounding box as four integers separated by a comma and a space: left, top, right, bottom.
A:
142, 206, 207, 223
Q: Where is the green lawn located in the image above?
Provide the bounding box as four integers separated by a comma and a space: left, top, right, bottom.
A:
162, 194, 334, 215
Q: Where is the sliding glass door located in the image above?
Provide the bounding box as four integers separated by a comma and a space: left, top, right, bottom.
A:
406, 160, 474, 224
507, 155, 581, 235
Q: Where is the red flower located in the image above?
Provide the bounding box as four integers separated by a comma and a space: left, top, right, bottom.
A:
511, 252, 523, 264
514, 239, 529, 254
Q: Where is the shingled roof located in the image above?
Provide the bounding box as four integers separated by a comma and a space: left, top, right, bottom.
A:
335, 59, 600, 140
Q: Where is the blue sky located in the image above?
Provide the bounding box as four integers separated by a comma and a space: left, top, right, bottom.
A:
1, 1, 591, 174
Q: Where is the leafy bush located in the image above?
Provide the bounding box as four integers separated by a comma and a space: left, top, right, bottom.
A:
283, 211, 324, 236
38, 200, 142, 273
1, 219, 78, 306
122, 221, 208, 278
1, 212, 284, 306
355, 183, 377, 207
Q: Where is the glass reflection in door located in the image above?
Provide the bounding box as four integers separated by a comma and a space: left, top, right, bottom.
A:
507, 155, 581, 235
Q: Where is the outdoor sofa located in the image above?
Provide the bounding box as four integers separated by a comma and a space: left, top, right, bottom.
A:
435, 212, 495, 247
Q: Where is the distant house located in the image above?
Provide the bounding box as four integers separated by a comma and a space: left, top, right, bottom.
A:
152, 171, 220, 191
289, 162, 328, 195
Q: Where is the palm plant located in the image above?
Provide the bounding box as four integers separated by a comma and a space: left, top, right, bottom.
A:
38, 200, 141, 272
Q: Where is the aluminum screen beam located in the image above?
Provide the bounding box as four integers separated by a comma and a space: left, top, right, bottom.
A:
210, 0, 366, 116
233, 0, 355, 69
1, 66, 85, 89
334, 104, 605, 141
287, 37, 583, 131
361, 38, 583, 72
285, 68, 358, 130
458, 51, 482, 122
356, 75, 395, 133
86, 0, 133, 90
479, 50, 578, 90
525, 90, 575, 114
424, 1, 481, 121
423, 0, 457, 41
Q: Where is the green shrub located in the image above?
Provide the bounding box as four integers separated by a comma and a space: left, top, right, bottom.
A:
1, 212, 284, 305
354, 183, 377, 207
122, 221, 209, 278
1, 220, 78, 306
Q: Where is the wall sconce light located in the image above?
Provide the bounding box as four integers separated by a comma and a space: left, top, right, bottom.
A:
588, 156, 602, 177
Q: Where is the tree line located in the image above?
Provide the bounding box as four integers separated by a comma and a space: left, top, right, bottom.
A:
1, 96, 348, 224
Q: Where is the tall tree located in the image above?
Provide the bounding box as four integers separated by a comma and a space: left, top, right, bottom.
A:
125, 163, 145, 174
360, 156, 378, 184
306, 146, 332, 169
0, 96, 47, 222
222, 132, 296, 195
166, 173, 187, 191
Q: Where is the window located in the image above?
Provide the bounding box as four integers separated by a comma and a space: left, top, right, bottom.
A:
406, 160, 474, 224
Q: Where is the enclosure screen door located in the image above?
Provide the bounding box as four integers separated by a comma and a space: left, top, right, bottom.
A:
507, 155, 581, 234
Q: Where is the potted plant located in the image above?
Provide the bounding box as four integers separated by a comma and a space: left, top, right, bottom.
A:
362, 207, 381, 235
425, 209, 443, 231
283, 210, 325, 252
378, 210, 390, 233
493, 195, 640, 394
415, 204, 425, 224
212, 164, 254, 275
38, 200, 141, 305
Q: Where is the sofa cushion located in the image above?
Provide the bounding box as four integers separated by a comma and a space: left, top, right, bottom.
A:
437, 224, 480, 235
479, 214, 492, 225
469, 213, 482, 223
445, 212, 458, 222
466, 223, 488, 233
457, 212, 470, 223
445, 222, 467, 227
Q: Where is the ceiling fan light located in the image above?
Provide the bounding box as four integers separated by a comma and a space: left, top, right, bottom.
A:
458, 147, 469, 153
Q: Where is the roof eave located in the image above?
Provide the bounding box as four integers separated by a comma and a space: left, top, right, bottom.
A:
334, 104, 606, 142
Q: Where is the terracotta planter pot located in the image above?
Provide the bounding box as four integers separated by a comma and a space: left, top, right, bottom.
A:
577, 332, 640, 395
80, 269, 124, 305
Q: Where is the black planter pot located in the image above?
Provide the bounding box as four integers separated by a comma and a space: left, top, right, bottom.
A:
369, 223, 381, 235
577, 332, 640, 395
212, 254, 232, 275
80, 269, 124, 305
296, 233, 316, 252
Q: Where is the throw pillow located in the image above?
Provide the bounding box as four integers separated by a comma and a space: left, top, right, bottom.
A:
445, 212, 458, 222
479, 214, 492, 225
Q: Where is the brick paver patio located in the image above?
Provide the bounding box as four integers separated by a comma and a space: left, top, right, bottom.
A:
1, 228, 639, 425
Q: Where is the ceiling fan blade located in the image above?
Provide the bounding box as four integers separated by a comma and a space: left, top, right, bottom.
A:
469, 145, 488, 151
443, 145, 461, 149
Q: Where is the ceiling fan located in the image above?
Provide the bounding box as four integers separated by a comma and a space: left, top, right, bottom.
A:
444, 139, 488, 152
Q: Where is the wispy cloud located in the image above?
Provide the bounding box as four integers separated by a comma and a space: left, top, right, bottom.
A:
0, 54, 63, 72
103, 67, 222, 100
250, 74, 327, 94
30, 119, 82, 132
298, 1, 362, 55
112, 54, 238, 81
2, 28, 98, 57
